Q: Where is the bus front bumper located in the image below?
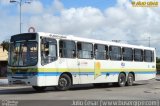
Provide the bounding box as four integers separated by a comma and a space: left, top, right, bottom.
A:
8, 76, 44, 86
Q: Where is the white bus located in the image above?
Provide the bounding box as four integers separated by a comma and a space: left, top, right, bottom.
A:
8, 32, 156, 91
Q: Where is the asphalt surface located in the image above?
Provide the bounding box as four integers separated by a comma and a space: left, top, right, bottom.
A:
0, 78, 160, 106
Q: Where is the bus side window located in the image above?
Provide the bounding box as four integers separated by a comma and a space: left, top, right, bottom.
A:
109, 46, 121, 61
134, 49, 143, 62
94, 44, 108, 60
77, 42, 81, 58
144, 50, 152, 62
59, 40, 63, 57
152, 51, 155, 62
77, 42, 93, 59
122, 47, 133, 61
59, 40, 76, 58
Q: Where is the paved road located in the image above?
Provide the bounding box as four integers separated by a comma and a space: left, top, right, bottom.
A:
0, 79, 160, 106
0, 79, 160, 100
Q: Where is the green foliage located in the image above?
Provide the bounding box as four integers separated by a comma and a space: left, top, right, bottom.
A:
156, 57, 160, 72
156, 57, 160, 63
156, 63, 160, 71
1, 40, 9, 52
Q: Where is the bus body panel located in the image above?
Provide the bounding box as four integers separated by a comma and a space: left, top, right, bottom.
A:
8, 32, 156, 87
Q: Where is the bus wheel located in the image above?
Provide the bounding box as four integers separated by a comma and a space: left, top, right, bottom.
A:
126, 73, 134, 86
32, 86, 46, 91
56, 74, 71, 91
118, 73, 126, 87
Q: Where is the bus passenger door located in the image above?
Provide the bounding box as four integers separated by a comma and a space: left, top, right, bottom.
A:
77, 42, 94, 84
78, 59, 94, 84
59, 40, 80, 84
67, 58, 80, 84
41, 37, 58, 86
58, 58, 80, 84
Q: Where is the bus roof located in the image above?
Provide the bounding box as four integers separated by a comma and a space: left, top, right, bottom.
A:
36, 32, 155, 50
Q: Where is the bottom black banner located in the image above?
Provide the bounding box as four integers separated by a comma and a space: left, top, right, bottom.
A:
0, 100, 159, 106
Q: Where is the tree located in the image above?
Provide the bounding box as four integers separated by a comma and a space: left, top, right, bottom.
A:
156, 57, 160, 63
156, 57, 160, 72
1, 40, 9, 52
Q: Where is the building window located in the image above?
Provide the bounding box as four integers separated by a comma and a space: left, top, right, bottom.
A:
122, 47, 133, 61
94, 44, 108, 60
59, 40, 76, 58
134, 49, 143, 62
77, 42, 93, 59
109, 46, 121, 60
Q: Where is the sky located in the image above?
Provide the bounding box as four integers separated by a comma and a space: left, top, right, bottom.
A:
0, 0, 160, 56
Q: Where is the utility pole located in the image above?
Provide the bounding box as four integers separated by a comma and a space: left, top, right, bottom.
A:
10, 0, 32, 33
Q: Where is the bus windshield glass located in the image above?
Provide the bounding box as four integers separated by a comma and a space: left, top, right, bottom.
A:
9, 41, 38, 66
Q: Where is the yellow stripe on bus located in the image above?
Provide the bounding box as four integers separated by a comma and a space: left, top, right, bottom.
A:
9, 67, 156, 73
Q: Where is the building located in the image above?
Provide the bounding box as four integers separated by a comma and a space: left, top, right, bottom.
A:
0, 46, 8, 78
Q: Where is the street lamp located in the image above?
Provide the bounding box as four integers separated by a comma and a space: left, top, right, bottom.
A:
10, 0, 31, 33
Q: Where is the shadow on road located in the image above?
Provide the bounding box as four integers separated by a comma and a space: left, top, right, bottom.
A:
0, 82, 147, 95
70, 82, 147, 91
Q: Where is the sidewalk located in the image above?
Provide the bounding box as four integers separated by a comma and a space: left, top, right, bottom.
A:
0, 78, 8, 85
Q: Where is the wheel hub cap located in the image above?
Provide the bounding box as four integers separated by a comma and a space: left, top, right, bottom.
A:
59, 78, 67, 87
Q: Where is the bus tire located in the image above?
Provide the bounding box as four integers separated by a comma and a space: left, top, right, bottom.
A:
118, 73, 126, 87
126, 73, 134, 86
56, 74, 72, 91
32, 86, 46, 91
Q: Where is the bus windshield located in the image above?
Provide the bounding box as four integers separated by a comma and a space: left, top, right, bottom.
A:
9, 41, 38, 66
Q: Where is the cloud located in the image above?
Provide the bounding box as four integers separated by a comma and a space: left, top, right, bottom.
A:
0, 0, 10, 5
1, 0, 160, 56
27, 7, 105, 37
53, 0, 64, 11
22, 1, 44, 14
